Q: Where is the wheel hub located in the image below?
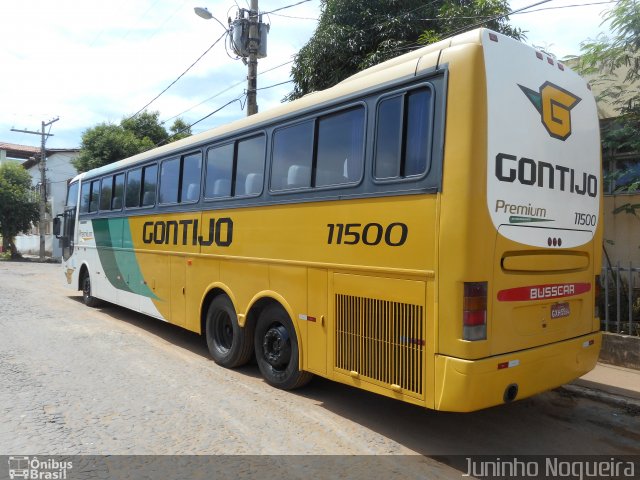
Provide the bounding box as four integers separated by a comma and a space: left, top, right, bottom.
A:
214, 313, 234, 350
263, 324, 291, 369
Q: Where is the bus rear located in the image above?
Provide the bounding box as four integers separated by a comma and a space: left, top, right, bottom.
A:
435, 30, 602, 412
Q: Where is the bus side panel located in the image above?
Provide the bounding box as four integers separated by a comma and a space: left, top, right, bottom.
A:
436, 43, 493, 360
307, 268, 328, 375
76, 218, 118, 304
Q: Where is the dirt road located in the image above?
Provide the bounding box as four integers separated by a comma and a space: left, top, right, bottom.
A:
0, 261, 638, 478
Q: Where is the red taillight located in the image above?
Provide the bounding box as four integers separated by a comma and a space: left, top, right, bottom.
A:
463, 282, 487, 341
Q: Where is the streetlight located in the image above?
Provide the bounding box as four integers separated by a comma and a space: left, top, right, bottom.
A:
194, 7, 213, 20
193, 7, 230, 34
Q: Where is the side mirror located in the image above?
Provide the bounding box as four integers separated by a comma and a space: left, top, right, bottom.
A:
53, 215, 62, 238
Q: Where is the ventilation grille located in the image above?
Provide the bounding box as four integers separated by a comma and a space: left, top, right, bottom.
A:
335, 294, 424, 396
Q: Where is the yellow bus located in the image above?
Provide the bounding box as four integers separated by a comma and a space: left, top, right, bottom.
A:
55, 29, 602, 412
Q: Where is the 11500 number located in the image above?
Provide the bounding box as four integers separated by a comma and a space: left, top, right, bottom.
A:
574, 212, 597, 226
327, 222, 408, 246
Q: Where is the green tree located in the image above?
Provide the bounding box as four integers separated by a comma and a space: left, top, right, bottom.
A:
0, 163, 40, 259
73, 123, 154, 172
420, 0, 523, 44
574, 0, 640, 191
286, 0, 522, 101
169, 118, 193, 142
73, 111, 191, 172
121, 111, 169, 145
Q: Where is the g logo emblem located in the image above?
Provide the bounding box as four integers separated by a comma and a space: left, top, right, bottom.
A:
519, 82, 581, 141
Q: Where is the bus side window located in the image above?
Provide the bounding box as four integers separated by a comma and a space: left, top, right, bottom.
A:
126, 168, 142, 208
404, 89, 431, 177
159, 158, 180, 204
271, 121, 313, 191
80, 182, 90, 214
205, 143, 233, 199
89, 180, 100, 212
181, 153, 202, 203
235, 135, 265, 196
100, 176, 113, 211
112, 173, 124, 210
375, 95, 403, 179
375, 87, 432, 180
316, 106, 365, 187
142, 164, 158, 207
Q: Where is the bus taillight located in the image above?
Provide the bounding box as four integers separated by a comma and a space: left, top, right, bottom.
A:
463, 282, 487, 341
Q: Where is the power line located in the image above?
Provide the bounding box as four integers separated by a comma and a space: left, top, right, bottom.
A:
127, 30, 228, 121
378, 0, 558, 58
156, 96, 246, 147
442, 0, 554, 40
513, 1, 615, 15
414, 1, 615, 21
263, 0, 313, 15
161, 59, 294, 124
269, 12, 318, 20
256, 79, 293, 90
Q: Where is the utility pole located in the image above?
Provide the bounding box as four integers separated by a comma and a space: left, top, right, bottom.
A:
247, 0, 259, 116
11, 117, 59, 260
195, 2, 267, 116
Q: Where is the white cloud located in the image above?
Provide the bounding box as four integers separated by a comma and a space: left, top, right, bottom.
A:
1, 0, 612, 149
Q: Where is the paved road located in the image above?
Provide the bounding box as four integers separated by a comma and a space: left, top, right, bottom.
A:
0, 262, 638, 477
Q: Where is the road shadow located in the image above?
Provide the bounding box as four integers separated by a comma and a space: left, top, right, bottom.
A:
65, 294, 639, 464
294, 378, 640, 468
66, 293, 262, 379
67, 294, 209, 358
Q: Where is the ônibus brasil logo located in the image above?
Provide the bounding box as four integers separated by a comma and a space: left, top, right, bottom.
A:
518, 81, 581, 141
7, 456, 72, 480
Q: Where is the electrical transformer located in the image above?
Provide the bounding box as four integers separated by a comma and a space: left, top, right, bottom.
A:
229, 13, 269, 59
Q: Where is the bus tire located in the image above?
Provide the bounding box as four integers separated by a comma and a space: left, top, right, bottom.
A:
205, 295, 253, 368
81, 272, 101, 308
254, 304, 312, 390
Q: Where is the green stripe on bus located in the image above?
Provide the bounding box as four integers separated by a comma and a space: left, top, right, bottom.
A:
92, 218, 159, 300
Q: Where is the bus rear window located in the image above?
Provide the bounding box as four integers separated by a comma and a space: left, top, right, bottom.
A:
374, 87, 432, 180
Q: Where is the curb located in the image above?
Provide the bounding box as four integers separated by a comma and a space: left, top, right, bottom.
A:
558, 384, 640, 413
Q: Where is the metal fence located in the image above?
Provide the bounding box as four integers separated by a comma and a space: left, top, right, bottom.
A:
600, 262, 640, 336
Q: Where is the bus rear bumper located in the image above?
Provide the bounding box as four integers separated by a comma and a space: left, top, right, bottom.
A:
434, 332, 602, 412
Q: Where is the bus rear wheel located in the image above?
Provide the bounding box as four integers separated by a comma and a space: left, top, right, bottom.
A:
254, 304, 312, 390
81, 272, 101, 308
205, 295, 253, 368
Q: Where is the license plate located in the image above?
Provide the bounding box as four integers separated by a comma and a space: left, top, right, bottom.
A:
551, 302, 570, 319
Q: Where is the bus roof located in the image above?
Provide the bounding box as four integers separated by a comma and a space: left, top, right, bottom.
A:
76, 29, 487, 182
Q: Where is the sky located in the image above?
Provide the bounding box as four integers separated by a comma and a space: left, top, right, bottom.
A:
1, 0, 616, 151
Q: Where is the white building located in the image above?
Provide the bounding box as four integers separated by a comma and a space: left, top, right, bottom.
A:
0, 142, 79, 259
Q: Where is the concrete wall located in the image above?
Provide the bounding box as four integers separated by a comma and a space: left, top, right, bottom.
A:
599, 332, 640, 369
603, 193, 640, 266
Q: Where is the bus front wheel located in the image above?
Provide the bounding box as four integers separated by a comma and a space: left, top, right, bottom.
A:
205, 295, 253, 368
254, 304, 312, 390
81, 272, 101, 308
